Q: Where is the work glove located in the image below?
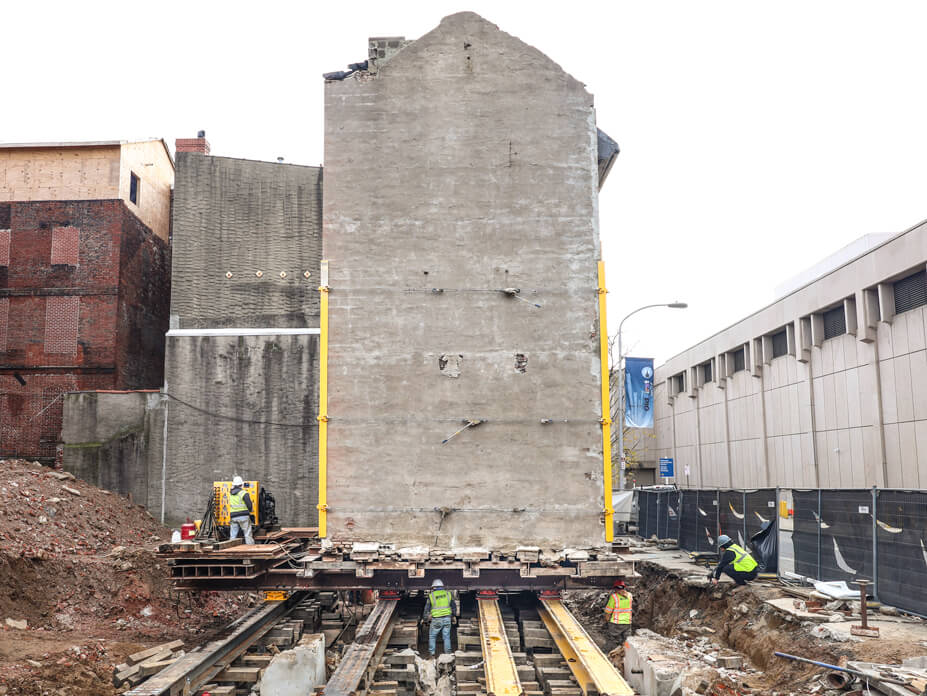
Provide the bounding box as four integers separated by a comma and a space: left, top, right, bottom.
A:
452, 616, 457, 625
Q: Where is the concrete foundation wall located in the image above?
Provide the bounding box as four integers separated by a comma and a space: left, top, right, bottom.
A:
656, 219, 927, 489
322, 12, 605, 551
160, 334, 319, 526
61, 391, 164, 507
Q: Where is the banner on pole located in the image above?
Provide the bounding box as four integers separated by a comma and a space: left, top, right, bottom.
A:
624, 357, 655, 428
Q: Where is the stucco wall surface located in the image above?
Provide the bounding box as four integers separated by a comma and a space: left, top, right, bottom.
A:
170, 154, 322, 329
322, 12, 605, 551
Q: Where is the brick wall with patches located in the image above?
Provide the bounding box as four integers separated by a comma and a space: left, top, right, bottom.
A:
0, 199, 170, 459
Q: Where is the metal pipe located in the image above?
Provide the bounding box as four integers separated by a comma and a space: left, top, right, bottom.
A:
773, 653, 908, 685
317, 260, 330, 539
824, 671, 852, 689
871, 485, 879, 601
597, 261, 614, 542
160, 382, 169, 525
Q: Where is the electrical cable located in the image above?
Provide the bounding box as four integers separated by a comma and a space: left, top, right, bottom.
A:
160, 392, 315, 428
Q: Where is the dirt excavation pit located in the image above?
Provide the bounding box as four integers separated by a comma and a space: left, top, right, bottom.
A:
566, 559, 927, 696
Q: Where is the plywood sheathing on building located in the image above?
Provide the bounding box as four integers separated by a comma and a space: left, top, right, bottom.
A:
322, 12, 605, 552
0, 140, 174, 242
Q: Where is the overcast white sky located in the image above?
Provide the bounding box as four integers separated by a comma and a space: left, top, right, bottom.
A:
5, 1, 927, 364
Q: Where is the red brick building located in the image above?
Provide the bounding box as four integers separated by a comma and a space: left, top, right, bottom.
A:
0, 140, 174, 460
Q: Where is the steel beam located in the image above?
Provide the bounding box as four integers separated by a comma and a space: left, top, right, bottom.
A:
538, 598, 634, 696
172, 568, 621, 592
323, 598, 398, 696
537, 602, 594, 694
477, 596, 523, 696
125, 591, 307, 696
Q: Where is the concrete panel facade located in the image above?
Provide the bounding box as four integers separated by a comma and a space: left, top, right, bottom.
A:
163, 153, 323, 526
322, 12, 605, 551
655, 219, 927, 489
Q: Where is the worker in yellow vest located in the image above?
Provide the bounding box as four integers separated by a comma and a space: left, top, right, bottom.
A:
604, 580, 632, 642
422, 578, 457, 657
228, 475, 254, 545
711, 535, 758, 587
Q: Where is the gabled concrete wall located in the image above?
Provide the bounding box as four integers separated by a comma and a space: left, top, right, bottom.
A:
322, 12, 605, 551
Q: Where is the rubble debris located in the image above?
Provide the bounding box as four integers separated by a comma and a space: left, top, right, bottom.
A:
0, 458, 243, 695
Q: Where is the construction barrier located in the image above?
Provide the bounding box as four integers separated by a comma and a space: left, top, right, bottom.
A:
634, 486, 927, 619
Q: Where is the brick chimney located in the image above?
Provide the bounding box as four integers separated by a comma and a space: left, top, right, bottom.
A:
175, 130, 210, 155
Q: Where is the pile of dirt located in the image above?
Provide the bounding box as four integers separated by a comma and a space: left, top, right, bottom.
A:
0, 458, 245, 695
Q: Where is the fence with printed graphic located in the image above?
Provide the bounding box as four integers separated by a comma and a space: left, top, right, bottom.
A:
635, 487, 927, 618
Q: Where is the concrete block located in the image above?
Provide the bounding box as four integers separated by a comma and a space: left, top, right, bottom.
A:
624, 630, 691, 696
261, 633, 326, 696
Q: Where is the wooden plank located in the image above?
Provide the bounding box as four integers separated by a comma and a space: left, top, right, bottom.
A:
138, 657, 180, 678
214, 666, 262, 682
114, 663, 140, 685
128, 640, 184, 665
239, 654, 274, 666
210, 538, 244, 550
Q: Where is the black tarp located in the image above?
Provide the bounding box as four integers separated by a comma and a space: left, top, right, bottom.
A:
876, 490, 927, 617
679, 489, 700, 552
696, 490, 719, 553
819, 489, 873, 583
660, 490, 680, 540
792, 489, 820, 579
745, 489, 777, 543
750, 519, 777, 572
718, 490, 746, 547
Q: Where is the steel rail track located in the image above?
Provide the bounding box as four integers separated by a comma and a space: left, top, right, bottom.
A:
322, 598, 399, 696
478, 596, 524, 696
125, 591, 308, 696
538, 597, 634, 696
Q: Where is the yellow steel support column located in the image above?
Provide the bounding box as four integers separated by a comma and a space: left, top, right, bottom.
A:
539, 598, 634, 696
597, 260, 615, 542
317, 260, 330, 538
477, 597, 523, 696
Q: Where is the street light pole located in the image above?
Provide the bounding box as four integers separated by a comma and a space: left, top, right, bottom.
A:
616, 302, 688, 491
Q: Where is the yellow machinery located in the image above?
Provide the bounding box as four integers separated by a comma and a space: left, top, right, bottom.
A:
214, 480, 262, 526
195, 480, 279, 540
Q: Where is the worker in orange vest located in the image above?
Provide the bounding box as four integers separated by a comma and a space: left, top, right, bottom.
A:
604, 580, 632, 642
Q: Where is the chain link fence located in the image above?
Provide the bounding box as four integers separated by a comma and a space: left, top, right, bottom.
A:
634, 486, 927, 618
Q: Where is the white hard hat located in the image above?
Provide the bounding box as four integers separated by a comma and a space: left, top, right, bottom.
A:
431, 578, 444, 588
232, 475, 244, 487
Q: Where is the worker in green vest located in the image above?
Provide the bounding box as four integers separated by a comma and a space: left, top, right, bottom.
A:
604, 580, 633, 642
228, 475, 254, 545
422, 578, 457, 657
711, 535, 758, 587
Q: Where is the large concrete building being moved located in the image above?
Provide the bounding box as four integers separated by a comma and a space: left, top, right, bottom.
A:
653, 219, 927, 490
322, 12, 618, 552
